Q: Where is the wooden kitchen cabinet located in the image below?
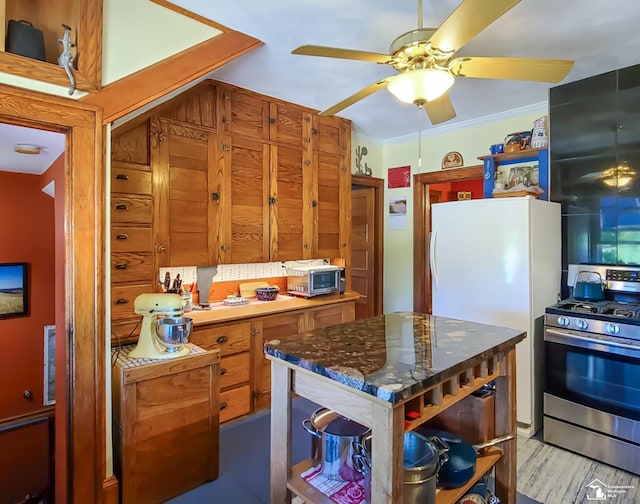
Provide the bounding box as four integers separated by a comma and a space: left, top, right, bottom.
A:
190, 321, 253, 422
112, 346, 220, 504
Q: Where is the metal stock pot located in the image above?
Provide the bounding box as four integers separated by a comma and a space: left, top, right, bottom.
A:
302, 408, 370, 481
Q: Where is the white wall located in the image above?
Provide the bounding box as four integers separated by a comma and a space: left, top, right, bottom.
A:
381, 103, 549, 313
103, 0, 221, 85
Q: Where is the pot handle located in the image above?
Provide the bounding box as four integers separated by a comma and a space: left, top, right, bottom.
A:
473, 433, 514, 451
302, 419, 322, 439
427, 435, 450, 464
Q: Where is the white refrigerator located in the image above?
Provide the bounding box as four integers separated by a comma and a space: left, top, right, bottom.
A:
430, 197, 561, 437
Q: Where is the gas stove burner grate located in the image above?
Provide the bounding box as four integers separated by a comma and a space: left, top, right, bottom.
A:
571, 303, 599, 314
602, 307, 635, 318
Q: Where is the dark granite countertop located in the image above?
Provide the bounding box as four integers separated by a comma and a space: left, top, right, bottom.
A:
264, 312, 526, 403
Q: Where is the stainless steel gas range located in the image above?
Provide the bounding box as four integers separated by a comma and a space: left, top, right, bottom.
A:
543, 264, 640, 475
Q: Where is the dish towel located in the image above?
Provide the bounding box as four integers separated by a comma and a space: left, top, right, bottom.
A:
301, 465, 366, 504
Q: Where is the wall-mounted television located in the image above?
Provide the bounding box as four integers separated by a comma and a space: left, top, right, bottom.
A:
0, 262, 28, 319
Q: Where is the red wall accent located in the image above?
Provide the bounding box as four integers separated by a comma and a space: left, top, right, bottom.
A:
0, 168, 56, 500
0, 171, 55, 419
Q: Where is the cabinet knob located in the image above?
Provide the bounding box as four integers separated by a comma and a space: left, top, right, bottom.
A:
304, 243, 311, 249
116, 234, 128, 240
155, 244, 166, 253
115, 298, 128, 304
115, 263, 128, 270
115, 174, 129, 180
216, 335, 228, 344
220, 402, 228, 410
219, 368, 227, 375
114, 203, 128, 210
311, 200, 318, 207
220, 245, 229, 252
23, 390, 33, 400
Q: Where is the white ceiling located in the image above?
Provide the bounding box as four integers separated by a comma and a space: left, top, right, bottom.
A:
0, 122, 65, 175
175, 0, 640, 141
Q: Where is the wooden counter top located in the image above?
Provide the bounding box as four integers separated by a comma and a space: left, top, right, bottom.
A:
265, 311, 525, 404
187, 290, 359, 326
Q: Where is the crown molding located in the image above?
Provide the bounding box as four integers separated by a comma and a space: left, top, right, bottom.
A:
383, 101, 549, 145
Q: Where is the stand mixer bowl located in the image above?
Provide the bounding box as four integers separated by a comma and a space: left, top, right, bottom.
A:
155, 317, 193, 352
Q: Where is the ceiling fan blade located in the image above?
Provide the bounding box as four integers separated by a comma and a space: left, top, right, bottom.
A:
424, 94, 456, 125
319, 79, 390, 116
450, 56, 574, 83
429, 0, 521, 53
292, 45, 391, 64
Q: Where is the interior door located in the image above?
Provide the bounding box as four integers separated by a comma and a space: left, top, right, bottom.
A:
351, 187, 375, 319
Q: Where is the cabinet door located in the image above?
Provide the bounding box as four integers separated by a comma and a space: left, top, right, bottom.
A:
154, 118, 218, 266
218, 85, 269, 141
315, 150, 344, 258
251, 312, 305, 411
269, 143, 314, 261
306, 302, 356, 331
216, 134, 270, 263
314, 115, 344, 155
269, 101, 306, 146
190, 322, 251, 356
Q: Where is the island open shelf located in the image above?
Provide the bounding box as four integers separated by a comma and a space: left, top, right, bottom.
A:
265, 312, 525, 504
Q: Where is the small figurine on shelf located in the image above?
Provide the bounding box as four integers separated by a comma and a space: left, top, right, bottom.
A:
58, 24, 76, 95
531, 116, 549, 148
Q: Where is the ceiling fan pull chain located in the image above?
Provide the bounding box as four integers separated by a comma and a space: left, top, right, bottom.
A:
417, 106, 423, 169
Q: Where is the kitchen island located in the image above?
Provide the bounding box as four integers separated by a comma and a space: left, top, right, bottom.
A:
264, 312, 526, 504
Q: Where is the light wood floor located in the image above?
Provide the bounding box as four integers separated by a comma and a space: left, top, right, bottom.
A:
517, 435, 640, 503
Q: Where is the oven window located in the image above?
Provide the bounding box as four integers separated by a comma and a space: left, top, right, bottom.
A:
311, 271, 336, 290
545, 340, 640, 421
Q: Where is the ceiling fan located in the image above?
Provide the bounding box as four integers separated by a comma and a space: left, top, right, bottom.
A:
292, 0, 574, 125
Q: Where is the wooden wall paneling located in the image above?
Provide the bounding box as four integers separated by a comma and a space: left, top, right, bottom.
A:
111, 120, 150, 165
160, 82, 217, 129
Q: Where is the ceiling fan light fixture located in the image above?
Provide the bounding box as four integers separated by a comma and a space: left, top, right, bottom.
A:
387, 68, 454, 105
602, 163, 636, 188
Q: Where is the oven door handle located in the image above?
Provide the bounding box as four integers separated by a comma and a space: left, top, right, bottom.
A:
545, 328, 640, 359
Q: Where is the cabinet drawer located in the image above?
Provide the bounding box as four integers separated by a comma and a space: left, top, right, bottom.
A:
111, 227, 153, 252
111, 252, 154, 283
111, 166, 152, 195
111, 195, 153, 224
111, 284, 154, 320
219, 385, 251, 423
191, 322, 251, 356
219, 352, 250, 390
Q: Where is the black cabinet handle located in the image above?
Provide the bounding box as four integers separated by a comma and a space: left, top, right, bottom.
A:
216, 335, 228, 344
115, 298, 128, 304
220, 402, 228, 410
114, 203, 128, 210
116, 234, 128, 240
219, 368, 227, 375
115, 174, 129, 180
115, 263, 128, 270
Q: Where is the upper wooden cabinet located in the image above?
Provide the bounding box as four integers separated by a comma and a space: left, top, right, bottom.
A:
1, 0, 102, 92
110, 80, 351, 304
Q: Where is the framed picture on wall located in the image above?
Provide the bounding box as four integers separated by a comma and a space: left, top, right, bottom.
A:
0, 262, 28, 319
44, 325, 56, 406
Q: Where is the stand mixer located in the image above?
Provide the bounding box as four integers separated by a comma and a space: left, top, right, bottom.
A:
129, 293, 193, 359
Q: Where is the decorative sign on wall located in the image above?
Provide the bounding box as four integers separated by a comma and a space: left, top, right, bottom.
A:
442, 151, 463, 170
388, 166, 411, 188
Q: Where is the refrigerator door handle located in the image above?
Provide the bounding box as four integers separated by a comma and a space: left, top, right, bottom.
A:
430, 228, 438, 289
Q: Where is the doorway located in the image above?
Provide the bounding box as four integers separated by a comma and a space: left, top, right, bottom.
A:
351, 175, 384, 318
0, 84, 105, 503
412, 165, 484, 313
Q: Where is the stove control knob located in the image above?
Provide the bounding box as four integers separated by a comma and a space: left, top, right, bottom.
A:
606, 323, 620, 335
576, 319, 589, 330
557, 316, 570, 327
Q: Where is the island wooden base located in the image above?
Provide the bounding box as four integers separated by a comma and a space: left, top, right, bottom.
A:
268, 348, 517, 504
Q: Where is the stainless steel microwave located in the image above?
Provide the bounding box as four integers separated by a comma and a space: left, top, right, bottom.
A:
286, 265, 345, 297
